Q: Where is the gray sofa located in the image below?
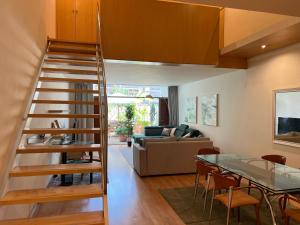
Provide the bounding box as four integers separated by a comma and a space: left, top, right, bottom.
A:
133, 137, 213, 176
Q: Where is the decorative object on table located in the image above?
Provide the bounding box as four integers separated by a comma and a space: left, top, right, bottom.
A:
184, 97, 197, 123
125, 104, 136, 147
200, 94, 218, 126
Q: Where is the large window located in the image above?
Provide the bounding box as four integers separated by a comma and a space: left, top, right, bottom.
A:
105, 85, 167, 143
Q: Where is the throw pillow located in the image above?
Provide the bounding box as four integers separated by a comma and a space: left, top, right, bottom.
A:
182, 132, 191, 138
190, 130, 201, 138
170, 128, 176, 137
161, 128, 171, 136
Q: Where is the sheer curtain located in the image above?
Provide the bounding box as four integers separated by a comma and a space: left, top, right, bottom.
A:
168, 86, 179, 126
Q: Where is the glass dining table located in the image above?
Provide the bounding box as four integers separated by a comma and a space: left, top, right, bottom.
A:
197, 153, 300, 225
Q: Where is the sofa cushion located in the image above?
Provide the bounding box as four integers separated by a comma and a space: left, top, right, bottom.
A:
174, 124, 189, 137
143, 137, 177, 147
185, 128, 203, 138
179, 124, 189, 130
139, 136, 164, 146
177, 137, 210, 142
170, 128, 176, 137
161, 128, 172, 136
182, 132, 191, 138
144, 126, 173, 136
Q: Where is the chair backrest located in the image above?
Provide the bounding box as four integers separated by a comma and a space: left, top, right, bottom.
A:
197, 147, 220, 155
196, 161, 218, 176
211, 172, 239, 190
261, 154, 286, 165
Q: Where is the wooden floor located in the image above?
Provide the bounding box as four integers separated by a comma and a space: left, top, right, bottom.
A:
36, 145, 195, 225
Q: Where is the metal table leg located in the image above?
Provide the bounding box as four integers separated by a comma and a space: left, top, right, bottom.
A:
262, 190, 277, 225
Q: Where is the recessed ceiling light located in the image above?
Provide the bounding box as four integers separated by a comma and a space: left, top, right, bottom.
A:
261, 44, 267, 49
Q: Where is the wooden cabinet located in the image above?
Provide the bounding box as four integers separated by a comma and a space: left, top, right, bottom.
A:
56, 0, 97, 42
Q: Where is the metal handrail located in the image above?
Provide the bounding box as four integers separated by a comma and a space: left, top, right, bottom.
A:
96, 2, 108, 194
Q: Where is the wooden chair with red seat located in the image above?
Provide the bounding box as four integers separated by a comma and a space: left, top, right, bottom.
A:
197, 147, 220, 155
279, 195, 300, 225
194, 147, 220, 199
262, 154, 287, 165
208, 172, 263, 225
194, 161, 221, 213
248, 154, 286, 194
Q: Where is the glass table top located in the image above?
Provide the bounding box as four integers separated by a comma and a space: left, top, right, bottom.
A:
197, 154, 300, 193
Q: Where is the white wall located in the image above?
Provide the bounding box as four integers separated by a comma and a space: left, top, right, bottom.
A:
0, 0, 56, 220
179, 43, 300, 167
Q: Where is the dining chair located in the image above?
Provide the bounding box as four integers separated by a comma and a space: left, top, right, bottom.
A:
209, 172, 263, 225
261, 154, 287, 165
194, 147, 220, 200
279, 195, 300, 225
198, 147, 220, 155
194, 160, 219, 199
248, 154, 286, 194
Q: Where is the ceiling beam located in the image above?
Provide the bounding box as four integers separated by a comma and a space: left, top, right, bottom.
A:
158, 0, 300, 17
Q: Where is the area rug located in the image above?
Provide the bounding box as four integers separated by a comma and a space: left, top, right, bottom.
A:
159, 187, 296, 225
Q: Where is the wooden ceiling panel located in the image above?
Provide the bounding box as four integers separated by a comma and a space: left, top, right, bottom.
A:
101, 0, 220, 65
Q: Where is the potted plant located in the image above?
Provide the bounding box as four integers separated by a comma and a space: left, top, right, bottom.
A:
115, 124, 128, 142
124, 104, 136, 147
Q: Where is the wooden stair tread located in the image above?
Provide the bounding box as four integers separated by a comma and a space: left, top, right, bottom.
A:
32, 100, 99, 105
10, 163, 102, 177
0, 211, 104, 225
50, 44, 96, 50
28, 114, 100, 118
47, 52, 96, 60
0, 184, 102, 205
48, 38, 98, 46
23, 128, 101, 135
39, 77, 99, 84
36, 87, 98, 94
44, 59, 98, 67
42, 68, 98, 75
49, 46, 96, 55
17, 144, 102, 154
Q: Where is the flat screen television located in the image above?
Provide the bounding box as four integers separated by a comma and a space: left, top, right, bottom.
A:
278, 117, 300, 134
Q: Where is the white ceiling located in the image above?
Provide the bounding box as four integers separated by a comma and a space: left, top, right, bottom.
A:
159, 0, 300, 17
104, 60, 237, 86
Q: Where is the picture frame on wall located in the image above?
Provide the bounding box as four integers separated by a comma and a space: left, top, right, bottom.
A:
200, 94, 218, 126
184, 97, 198, 124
